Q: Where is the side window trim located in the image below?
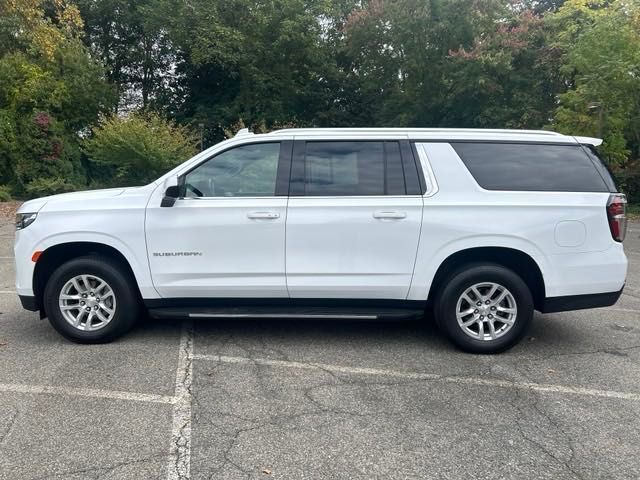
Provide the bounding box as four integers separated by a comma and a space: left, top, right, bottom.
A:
384, 141, 407, 195
412, 143, 439, 197
178, 141, 287, 199
402, 140, 426, 195
289, 140, 306, 196
275, 140, 293, 196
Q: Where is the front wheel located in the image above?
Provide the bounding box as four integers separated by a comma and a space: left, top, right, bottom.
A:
435, 264, 533, 354
43, 256, 140, 343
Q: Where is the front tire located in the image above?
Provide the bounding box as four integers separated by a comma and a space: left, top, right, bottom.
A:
435, 263, 533, 354
43, 256, 140, 343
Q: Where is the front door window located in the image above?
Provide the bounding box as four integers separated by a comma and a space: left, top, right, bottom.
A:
184, 143, 281, 197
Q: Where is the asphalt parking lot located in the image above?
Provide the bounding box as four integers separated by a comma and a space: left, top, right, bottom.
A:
1, 218, 639, 480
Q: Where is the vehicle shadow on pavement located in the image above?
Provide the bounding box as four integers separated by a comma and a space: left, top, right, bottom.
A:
130, 311, 598, 357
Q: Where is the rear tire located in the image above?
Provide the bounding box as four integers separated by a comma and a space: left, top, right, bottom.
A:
43, 256, 140, 343
435, 263, 533, 354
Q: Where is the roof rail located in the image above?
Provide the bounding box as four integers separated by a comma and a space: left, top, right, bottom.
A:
269, 128, 563, 136
234, 128, 253, 137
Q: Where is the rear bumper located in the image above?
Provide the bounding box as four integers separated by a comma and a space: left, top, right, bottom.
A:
539, 286, 624, 313
19, 295, 38, 312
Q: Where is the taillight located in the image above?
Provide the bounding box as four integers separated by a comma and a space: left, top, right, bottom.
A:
606, 193, 627, 242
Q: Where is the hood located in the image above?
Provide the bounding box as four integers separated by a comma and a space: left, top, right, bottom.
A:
18, 187, 132, 213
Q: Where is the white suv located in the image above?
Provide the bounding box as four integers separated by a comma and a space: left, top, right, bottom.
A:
14, 128, 628, 353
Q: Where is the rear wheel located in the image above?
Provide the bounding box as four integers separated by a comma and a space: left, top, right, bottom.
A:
43, 256, 140, 343
435, 263, 533, 353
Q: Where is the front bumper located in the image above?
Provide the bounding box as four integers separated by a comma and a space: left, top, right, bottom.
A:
539, 286, 624, 313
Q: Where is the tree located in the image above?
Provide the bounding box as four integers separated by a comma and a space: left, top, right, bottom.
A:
0, 0, 114, 196
75, 0, 177, 112
549, 0, 640, 200
445, 9, 562, 129
342, 0, 509, 127
1, 0, 640, 202
159, 0, 358, 142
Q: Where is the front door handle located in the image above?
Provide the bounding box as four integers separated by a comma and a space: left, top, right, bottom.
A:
247, 212, 280, 220
373, 211, 407, 219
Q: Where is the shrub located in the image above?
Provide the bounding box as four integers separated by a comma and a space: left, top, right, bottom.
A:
24, 177, 78, 197
84, 113, 198, 187
0, 186, 12, 202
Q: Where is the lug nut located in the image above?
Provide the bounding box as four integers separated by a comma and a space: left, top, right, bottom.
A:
479, 315, 484, 320
82, 294, 87, 298
90, 292, 95, 296
80, 301, 85, 306
491, 306, 496, 311
96, 298, 100, 302
94, 305, 99, 310
485, 300, 490, 305
476, 301, 482, 306
474, 309, 479, 314
488, 314, 493, 319
85, 307, 90, 312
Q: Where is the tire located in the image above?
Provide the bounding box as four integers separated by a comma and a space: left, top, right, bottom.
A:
43, 255, 140, 343
435, 263, 533, 354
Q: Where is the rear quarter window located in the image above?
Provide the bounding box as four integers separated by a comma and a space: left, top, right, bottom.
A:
583, 146, 618, 192
451, 143, 610, 192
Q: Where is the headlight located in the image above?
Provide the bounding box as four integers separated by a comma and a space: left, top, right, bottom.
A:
16, 213, 37, 230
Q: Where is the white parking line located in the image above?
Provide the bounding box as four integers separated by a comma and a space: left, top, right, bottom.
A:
0, 383, 176, 404
167, 320, 194, 480
193, 354, 640, 402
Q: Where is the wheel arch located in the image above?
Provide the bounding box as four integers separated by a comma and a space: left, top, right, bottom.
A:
427, 247, 546, 311
33, 242, 142, 316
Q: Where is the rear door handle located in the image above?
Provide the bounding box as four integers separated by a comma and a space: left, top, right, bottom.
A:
247, 211, 280, 220
373, 211, 407, 219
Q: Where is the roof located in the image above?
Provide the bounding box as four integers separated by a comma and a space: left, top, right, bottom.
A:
235, 127, 601, 146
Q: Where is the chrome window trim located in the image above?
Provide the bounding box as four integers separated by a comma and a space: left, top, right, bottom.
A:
415, 143, 439, 198
178, 195, 425, 201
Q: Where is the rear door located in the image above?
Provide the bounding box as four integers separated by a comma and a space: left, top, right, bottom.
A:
285, 139, 424, 299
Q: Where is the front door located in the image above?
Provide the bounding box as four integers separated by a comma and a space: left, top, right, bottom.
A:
145, 141, 291, 298
285, 140, 424, 299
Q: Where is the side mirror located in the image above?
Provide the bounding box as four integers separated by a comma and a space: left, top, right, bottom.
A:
161, 183, 180, 208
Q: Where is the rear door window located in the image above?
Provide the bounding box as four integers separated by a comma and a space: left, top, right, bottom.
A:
451, 143, 610, 192
290, 141, 407, 196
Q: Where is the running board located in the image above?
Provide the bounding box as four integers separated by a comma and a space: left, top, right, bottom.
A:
148, 306, 424, 321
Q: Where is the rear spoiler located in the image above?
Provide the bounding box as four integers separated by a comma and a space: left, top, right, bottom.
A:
574, 136, 603, 147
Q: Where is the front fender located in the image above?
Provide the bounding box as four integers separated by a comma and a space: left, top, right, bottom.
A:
15, 230, 159, 299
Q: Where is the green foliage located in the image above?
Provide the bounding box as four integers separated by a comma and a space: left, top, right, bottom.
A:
24, 177, 77, 197
146, 0, 360, 141
548, 0, 640, 201
0, 0, 114, 198
0, 186, 12, 202
1, 0, 639, 200
627, 203, 640, 220
83, 113, 198, 186
75, 0, 176, 111
343, 0, 507, 127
